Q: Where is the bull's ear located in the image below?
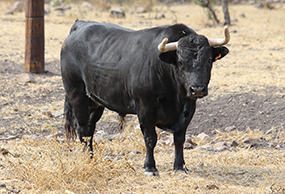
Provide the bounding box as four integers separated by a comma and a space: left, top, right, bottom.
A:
212, 46, 229, 62
159, 51, 177, 65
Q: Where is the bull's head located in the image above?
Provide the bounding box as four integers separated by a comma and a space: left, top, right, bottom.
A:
158, 26, 230, 99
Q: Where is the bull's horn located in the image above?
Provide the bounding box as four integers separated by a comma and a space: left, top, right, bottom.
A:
158, 38, 178, 52
208, 26, 230, 47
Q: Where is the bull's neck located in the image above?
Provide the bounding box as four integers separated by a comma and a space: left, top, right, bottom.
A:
158, 62, 187, 98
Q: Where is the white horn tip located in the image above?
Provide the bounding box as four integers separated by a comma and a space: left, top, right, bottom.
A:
158, 38, 178, 52
158, 38, 169, 52
208, 26, 230, 46
224, 26, 230, 44
224, 26, 229, 34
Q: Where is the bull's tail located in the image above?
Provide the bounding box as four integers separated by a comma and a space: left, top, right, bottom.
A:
64, 95, 77, 140
118, 113, 126, 131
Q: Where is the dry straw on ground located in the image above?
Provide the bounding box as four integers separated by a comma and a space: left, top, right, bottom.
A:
1, 126, 285, 193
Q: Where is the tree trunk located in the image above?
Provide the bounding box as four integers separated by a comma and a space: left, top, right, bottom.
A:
222, 0, 231, 25
202, 0, 221, 25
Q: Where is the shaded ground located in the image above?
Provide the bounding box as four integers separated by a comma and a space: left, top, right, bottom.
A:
192, 87, 285, 135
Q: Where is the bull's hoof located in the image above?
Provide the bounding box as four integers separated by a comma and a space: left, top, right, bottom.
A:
143, 170, 160, 177
174, 169, 188, 175
174, 167, 189, 175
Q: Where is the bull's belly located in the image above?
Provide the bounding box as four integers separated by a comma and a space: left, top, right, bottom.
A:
88, 91, 136, 115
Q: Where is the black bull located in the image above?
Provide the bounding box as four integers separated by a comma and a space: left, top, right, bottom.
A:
61, 20, 230, 176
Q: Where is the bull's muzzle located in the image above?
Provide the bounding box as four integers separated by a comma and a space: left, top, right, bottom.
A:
189, 86, 208, 98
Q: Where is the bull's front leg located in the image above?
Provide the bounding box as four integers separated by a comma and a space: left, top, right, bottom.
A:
173, 100, 196, 173
173, 129, 187, 172
138, 113, 159, 177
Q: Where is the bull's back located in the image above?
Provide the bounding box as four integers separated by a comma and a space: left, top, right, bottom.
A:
61, 21, 151, 113
61, 21, 132, 77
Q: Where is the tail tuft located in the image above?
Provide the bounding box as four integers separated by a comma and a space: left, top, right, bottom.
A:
64, 96, 77, 140
118, 113, 126, 131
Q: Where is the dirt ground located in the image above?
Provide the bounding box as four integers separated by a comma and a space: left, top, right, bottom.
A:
0, 1, 285, 193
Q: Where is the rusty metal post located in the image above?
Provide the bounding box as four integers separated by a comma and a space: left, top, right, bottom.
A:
25, 0, 45, 73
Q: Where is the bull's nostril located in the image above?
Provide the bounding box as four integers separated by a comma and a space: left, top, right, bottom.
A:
190, 86, 205, 97
190, 87, 195, 95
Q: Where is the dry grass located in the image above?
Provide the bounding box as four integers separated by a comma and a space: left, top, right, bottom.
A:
1, 1, 285, 194
1, 124, 285, 193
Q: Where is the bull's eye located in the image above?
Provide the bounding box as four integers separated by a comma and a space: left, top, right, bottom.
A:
178, 61, 184, 66
207, 58, 213, 64
178, 61, 186, 70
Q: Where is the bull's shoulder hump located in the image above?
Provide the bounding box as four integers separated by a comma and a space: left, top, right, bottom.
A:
139, 24, 197, 42
167, 24, 197, 36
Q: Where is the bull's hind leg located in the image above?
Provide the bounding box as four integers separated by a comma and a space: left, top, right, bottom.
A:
74, 100, 104, 152
64, 79, 103, 153
70, 98, 104, 152
68, 91, 90, 148
87, 104, 104, 152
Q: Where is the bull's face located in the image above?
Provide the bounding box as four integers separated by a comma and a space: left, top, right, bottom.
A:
177, 35, 228, 98
158, 28, 230, 99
